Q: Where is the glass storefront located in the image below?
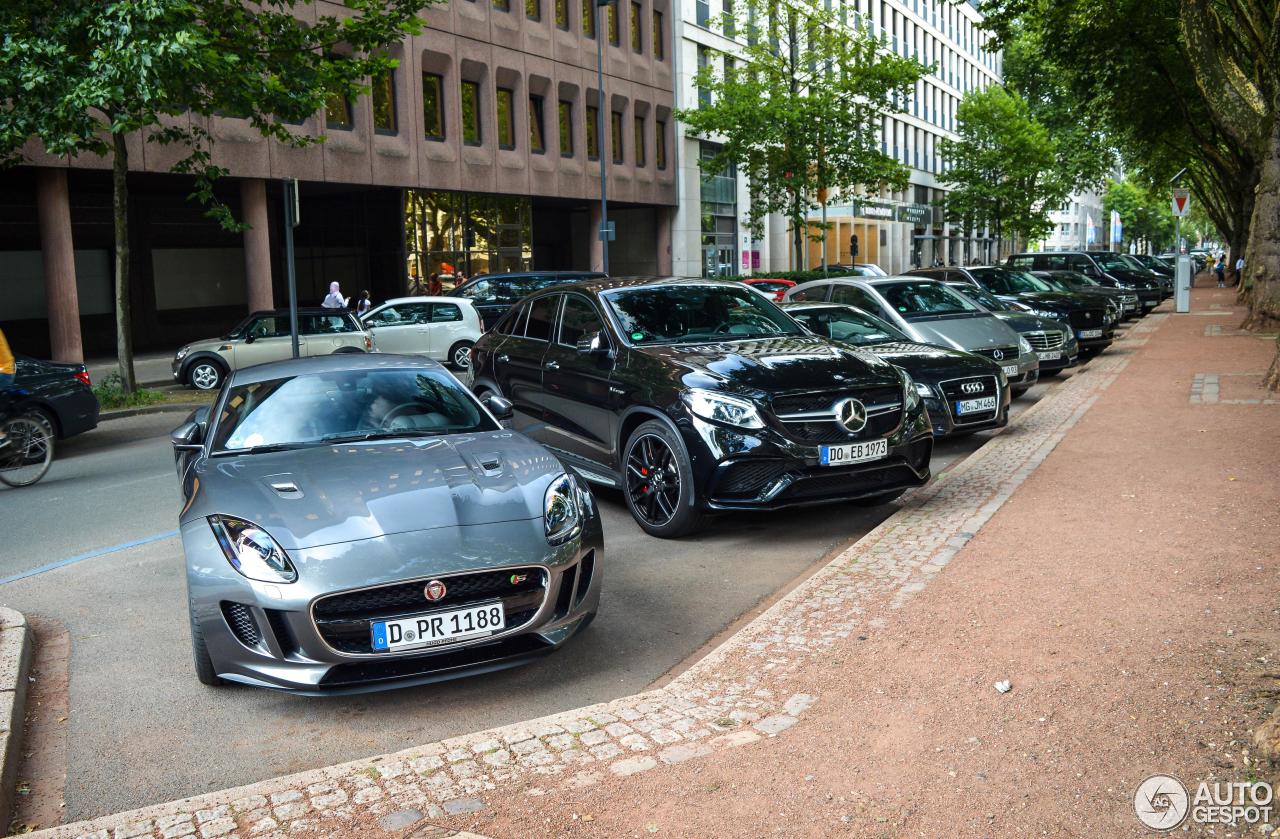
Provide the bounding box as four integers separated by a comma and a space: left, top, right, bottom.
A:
699, 142, 738, 278
404, 190, 532, 288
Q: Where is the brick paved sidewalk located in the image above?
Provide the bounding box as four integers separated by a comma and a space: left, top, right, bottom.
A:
33, 289, 1280, 839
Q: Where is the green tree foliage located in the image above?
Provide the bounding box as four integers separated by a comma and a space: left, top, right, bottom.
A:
675, 0, 926, 269
1102, 177, 1175, 253
937, 85, 1066, 258
0, 0, 429, 391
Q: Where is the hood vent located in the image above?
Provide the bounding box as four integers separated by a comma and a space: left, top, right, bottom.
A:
267, 478, 303, 499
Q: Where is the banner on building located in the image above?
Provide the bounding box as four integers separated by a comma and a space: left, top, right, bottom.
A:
1110, 210, 1123, 247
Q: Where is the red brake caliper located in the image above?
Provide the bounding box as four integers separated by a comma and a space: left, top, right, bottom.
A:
640, 466, 649, 493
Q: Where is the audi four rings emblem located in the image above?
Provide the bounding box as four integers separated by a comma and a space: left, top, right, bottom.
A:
423, 580, 447, 602
991, 349, 1005, 360
835, 398, 868, 433
961, 381, 984, 395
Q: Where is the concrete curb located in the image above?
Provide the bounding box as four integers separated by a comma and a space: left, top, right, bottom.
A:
0, 607, 33, 835
98, 404, 208, 423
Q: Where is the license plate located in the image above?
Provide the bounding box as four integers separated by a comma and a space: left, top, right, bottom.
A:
955, 396, 998, 415
1036, 350, 1061, 361
1002, 364, 1019, 378
819, 438, 888, 466
1079, 329, 1103, 339
370, 601, 505, 652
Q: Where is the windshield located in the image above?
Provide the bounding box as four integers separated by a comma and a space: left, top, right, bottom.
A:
210, 368, 497, 454
603, 284, 804, 344
1092, 253, 1131, 271
1032, 274, 1072, 292
877, 280, 982, 320
968, 267, 1052, 294
789, 305, 909, 346
949, 283, 1008, 311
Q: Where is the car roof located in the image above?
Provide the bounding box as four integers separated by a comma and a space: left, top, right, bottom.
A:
467, 271, 609, 282
247, 307, 356, 318
521, 275, 750, 298
226, 353, 446, 387
373, 296, 474, 307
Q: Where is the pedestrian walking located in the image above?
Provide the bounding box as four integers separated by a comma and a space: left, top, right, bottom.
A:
356, 290, 372, 316
1214, 254, 1226, 287
1234, 255, 1244, 285
427, 273, 444, 296
322, 281, 349, 309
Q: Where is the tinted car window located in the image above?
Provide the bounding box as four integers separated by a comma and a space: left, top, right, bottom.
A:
455, 280, 494, 303
492, 304, 526, 336
877, 281, 981, 319
366, 303, 431, 326
430, 303, 463, 322
525, 295, 559, 341
750, 281, 789, 293
791, 306, 908, 346
604, 285, 803, 345
950, 283, 1007, 311
968, 268, 1052, 294
211, 368, 497, 453
1092, 254, 1132, 271
559, 295, 606, 346
829, 284, 882, 312
301, 313, 359, 334
1007, 255, 1036, 270
788, 283, 829, 302
246, 316, 290, 338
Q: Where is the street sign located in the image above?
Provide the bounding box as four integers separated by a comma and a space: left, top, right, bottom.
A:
1172, 189, 1191, 217
598, 221, 616, 241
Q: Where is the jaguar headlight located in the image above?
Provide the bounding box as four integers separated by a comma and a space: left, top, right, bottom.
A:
544, 473, 584, 546
681, 389, 764, 429
208, 516, 297, 584
1018, 335, 1033, 354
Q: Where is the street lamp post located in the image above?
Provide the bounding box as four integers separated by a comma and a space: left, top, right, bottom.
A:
595, 0, 611, 275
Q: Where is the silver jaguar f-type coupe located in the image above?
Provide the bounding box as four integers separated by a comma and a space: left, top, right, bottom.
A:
170, 354, 602, 694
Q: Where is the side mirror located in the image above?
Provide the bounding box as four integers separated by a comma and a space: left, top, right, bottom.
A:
243, 334, 257, 344
481, 393, 514, 421
170, 421, 203, 452
576, 331, 607, 355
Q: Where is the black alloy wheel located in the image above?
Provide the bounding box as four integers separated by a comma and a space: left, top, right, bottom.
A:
622, 420, 703, 538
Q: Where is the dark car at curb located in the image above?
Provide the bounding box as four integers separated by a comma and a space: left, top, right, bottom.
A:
780, 302, 1010, 438
449, 271, 608, 331
1030, 269, 1137, 320
1005, 252, 1163, 313
935, 281, 1084, 372
911, 266, 1112, 358
11, 356, 100, 439
470, 278, 934, 538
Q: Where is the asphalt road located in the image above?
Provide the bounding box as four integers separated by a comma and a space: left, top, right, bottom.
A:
0, 378, 1060, 820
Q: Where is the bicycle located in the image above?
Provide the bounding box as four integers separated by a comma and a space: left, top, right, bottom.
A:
0, 408, 55, 488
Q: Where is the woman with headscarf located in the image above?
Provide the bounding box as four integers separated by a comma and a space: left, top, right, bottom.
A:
322, 281, 349, 309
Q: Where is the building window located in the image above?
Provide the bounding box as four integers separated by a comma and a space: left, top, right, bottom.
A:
586, 104, 600, 159
555, 0, 568, 28
607, 1, 619, 45
496, 87, 516, 149
526, 0, 540, 18
633, 115, 645, 166
630, 1, 643, 51
581, 0, 595, 36
493, 0, 509, 10
423, 73, 444, 140
529, 95, 546, 153
324, 84, 353, 130
652, 10, 664, 59
696, 46, 711, 107
655, 119, 667, 169
558, 100, 574, 156
696, 0, 709, 27
611, 110, 623, 163
722, 0, 735, 36
371, 70, 397, 135
699, 142, 737, 278
461, 80, 481, 146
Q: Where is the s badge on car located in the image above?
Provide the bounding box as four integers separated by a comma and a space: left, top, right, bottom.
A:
835, 398, 868, 433
424, 580, 447, 602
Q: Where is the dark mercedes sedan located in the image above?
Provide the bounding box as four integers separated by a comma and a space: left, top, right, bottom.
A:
470, 278, 934, 538
781, 302, 1010, 438
13, 355, 99, 439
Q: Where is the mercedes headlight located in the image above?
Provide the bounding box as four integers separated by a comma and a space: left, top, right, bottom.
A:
681, 389, 764, 429
208, 516, 298, 584
175, 346, 191, 361
914, 381, 933, 399
902, 371, 922, 411
1018, 335, 1033, 354
544, 473, 584, 546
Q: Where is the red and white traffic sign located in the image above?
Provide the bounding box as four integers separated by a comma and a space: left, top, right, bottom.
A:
1172, 188, 1191, 216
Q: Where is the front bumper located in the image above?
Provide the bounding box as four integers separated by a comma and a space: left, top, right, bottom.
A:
184, 515, 603, 695
681, 403, 933, 511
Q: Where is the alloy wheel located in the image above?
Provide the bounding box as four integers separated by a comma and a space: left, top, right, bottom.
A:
453, 344, 472, 369
191, 363, 221, 390
625, 433, 680, 527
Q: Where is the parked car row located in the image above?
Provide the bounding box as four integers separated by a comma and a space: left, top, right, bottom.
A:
168, 266, 1151, 694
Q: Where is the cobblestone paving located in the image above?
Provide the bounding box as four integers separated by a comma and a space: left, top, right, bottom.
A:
1190, 372, 1280, 405
36, 315, 1167, 839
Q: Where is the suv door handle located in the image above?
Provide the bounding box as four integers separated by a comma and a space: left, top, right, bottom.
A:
545, 360, 560, 370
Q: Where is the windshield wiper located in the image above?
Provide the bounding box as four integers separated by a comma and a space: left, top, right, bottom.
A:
211, 442, 311, 457
321, 429, 445, 444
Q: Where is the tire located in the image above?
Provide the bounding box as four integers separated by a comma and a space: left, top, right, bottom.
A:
189, 609, 225, 687
848, 488, 906, 507
622, 419, 705, 539
187, 360, 225, 391
1011, 385, 1032, 398
1040, 368, 1063, 378
448, 340, 475, 370
331, 346, 364, 354
0, 414, 54, 488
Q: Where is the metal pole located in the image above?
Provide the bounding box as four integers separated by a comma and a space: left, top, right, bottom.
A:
820, 200, 828, 274
283, 178, 300, 359
596, 0, 610, 275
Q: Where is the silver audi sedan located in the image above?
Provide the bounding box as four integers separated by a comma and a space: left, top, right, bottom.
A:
169, 354, 602, 694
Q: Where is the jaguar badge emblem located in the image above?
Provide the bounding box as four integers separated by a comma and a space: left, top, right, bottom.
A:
424, 580, 447, 602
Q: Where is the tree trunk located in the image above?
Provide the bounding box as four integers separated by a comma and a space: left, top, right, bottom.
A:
112, 132, 137, 394
792, 194, 806, 271
1241, 104, 1280, 391
1230, 171, 1256, 293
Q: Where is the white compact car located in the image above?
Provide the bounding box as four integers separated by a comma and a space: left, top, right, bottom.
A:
360, 296, 483, 369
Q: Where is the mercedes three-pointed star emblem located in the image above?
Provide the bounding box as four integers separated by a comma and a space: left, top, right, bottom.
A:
835, 398, 868, 433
